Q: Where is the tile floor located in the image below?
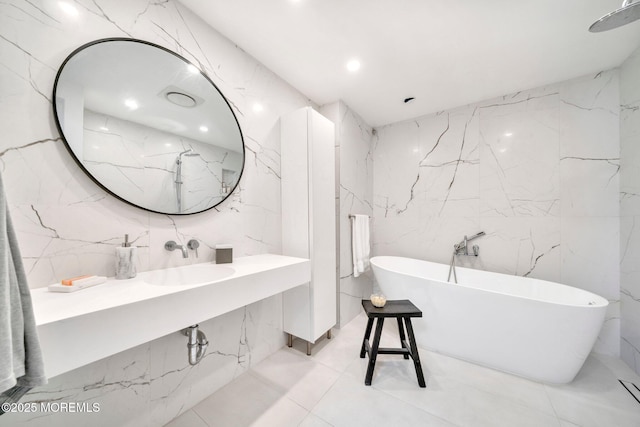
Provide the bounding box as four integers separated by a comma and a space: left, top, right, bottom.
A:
166, 313, 640, 427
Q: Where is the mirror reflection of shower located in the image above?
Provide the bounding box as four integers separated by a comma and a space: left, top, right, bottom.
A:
175, 148, 201, 213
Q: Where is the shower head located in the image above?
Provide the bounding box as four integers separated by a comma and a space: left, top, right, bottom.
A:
176, 149, 201, 165
178, 149, 201, 157
589, 0, 640, 32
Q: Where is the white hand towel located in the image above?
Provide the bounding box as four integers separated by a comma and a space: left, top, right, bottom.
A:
351, 214, 370, 278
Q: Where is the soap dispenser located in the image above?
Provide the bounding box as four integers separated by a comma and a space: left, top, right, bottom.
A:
115, 234, 137, 280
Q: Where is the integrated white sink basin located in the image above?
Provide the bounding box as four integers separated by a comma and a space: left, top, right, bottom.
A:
31, 254, 311, 378
140, 264, 235, 286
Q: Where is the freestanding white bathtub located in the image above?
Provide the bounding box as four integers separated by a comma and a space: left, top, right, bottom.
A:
370, 256, 608, 384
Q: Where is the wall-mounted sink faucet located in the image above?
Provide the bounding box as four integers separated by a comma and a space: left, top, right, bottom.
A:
165, 240, 188, 258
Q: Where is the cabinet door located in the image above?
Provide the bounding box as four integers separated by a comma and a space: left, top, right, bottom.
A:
281, 108, 310, 259
308, 110, 337, 340
281, 107, 336, 343
281, 108, 312, 340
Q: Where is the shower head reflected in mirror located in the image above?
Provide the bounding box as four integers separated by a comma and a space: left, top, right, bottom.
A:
178, 148, 201, 159
176, 148, 201, 213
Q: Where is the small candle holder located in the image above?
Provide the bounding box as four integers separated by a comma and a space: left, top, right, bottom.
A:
370, 293, 387, 308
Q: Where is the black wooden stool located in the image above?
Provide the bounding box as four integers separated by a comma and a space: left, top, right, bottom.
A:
360, 299, 426, 387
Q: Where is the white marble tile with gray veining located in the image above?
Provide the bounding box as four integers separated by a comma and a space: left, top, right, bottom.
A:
372, 73, 620, 357
0, 1, 313, 426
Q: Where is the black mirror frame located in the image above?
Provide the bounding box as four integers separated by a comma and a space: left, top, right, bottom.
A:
52, 37, 245, 215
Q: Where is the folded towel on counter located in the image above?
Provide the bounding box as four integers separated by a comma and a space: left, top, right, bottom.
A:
0, 173, 46, 414
351, 214, 371, 278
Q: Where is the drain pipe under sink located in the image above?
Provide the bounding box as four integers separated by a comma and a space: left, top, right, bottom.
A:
182, 324, 208, 365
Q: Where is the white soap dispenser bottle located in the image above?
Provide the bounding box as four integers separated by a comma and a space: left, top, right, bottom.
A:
115, 234, 137, 280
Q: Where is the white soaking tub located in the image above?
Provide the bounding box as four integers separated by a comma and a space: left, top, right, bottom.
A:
370, 256, 608, 384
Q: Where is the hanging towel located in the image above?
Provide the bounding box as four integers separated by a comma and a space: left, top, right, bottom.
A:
351, 214, 370, 278
0, 173, 46, 415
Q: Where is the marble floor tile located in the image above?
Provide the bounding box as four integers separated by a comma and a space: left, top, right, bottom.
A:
164, 410, 208, 427
343, 356, 560, 427
544, 354, 640, 427
165, 313, 640, 427
558, 420, 582, 427
544, 389, 640, 427
311, 374, 456, 427
298, 413, 334, 427
288, 319, 366, 373
191, 371, 308, 427
250, 347, 341, 411
413, 348, 557, 415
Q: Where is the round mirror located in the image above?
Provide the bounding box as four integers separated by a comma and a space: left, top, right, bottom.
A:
53, 38, 245, 215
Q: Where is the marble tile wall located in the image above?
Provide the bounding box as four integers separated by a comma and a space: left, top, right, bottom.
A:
373, 71, 621, 356
320, 101, 374, 327
620, 44, 640, 376
0, 0, 313, 425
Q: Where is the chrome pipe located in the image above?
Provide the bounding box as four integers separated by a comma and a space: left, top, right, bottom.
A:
183, 325, 208, 365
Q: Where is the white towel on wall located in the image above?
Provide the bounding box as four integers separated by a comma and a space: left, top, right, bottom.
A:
351, 214, 370, 278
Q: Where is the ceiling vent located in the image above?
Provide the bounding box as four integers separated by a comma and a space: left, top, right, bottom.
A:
159, 85, 204, 108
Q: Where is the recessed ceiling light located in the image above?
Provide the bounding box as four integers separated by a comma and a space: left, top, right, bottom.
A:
124, 98, 138, 110
346, 59, 361, 73
199, 126, 208, 132
504, 132, 513, 137
253, 103, 264, 113
58, 2, 79, 16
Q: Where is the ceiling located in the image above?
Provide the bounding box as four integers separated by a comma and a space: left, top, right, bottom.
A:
179, 0, 640, 127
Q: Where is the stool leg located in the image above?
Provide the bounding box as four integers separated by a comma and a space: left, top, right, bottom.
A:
404, 318, 426, 388
360, 317, 374, 358
365, 318, 384, 386
397, 317, 409, 360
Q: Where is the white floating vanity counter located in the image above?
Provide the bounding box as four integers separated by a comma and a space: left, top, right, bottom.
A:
30, 254, 310, 378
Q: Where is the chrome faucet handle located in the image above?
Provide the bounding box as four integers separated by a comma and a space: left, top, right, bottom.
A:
187, 239, 200, 258
165, 240, 178, 251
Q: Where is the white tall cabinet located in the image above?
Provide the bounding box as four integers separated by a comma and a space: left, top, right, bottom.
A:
281, 107, 336, 354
